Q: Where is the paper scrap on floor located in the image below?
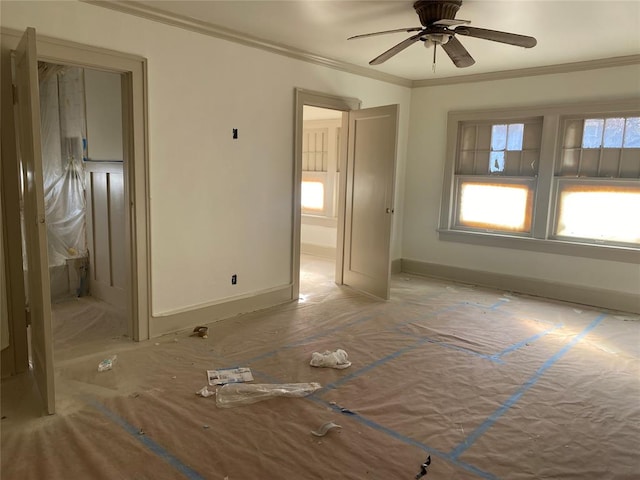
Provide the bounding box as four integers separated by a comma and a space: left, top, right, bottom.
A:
207, 367, 254, 385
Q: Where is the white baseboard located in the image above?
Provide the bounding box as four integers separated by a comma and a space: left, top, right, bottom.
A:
149, 285, 293, 338
301, 243, 336, 259
401, 259, 640, 314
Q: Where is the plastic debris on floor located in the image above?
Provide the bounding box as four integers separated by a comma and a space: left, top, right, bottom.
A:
309, 348, 351, 369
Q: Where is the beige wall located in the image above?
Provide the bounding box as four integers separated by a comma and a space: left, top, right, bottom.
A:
4, 1, 635, 318
0, 0, 411, 316
403, 65, 640, 297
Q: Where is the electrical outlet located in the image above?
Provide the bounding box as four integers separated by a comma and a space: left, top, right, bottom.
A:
231, 274, 237, 285
232, 128, 238, 139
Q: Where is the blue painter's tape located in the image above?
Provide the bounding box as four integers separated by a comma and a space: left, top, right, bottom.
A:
489, 299, 510, 310
250, 373, 499, 478
308, 396, 499, 480
243, 314, 377, 365
422, 337, 503, 363
318, 340, 427, 394
247, 303, 468, 368
491, 324, 562, 361
243, 348, 285, 364
89, 399, 206, 480
311, 396, 448, 455
289, 313, 376, 346
450, 313, 606, 460
393, 331, 503, 363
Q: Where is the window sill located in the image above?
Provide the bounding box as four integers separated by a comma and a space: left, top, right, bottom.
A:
438, 229, 640, 264
302, 214, 337, 228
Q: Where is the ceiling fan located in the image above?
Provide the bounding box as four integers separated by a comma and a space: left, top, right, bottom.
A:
348, 0, 537, 68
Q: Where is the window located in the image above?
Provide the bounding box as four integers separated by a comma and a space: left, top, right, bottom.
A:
301, 123, 340, 217
440, 100, 640, 262
301, 179, 324, 211
558, 116, 640, 176
457, 181, 533, 232
554, 114, 640, 245
453, 118, 541, 234
554, 183, 640, 244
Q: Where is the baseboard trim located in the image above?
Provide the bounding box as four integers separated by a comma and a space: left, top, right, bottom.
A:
149, 285, 293, 337
301, 243, 336, 259
401, 259, 639, 314
391, 258, 402, 275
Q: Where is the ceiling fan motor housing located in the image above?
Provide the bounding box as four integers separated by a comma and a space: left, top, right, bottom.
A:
413, 0, 462, 26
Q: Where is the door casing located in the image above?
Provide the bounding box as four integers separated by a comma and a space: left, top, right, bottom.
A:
293, 89, 360, 300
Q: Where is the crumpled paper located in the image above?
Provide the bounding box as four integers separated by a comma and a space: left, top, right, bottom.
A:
310, 349, 351, 369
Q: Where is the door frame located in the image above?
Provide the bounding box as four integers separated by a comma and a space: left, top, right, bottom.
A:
1, 27, 150, 376
292, 89, 360, 300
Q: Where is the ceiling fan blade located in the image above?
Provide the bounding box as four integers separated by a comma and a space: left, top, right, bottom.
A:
441, 36, 475, 68
369, 32, 424, 65
348, 27, 423, 40
432, 19, 470, 27
454, 26, 537, 48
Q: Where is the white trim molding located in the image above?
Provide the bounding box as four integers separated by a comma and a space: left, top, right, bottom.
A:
439, 98, 640, 264
83, 0, 412, 87
413, 55, 640, 88
401, 259, 640, 315
150, 285, 293, 338
84, 1, 639, 88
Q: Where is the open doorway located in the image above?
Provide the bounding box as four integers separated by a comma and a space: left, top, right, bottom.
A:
29, 61, 130, 362
294, 89, 400, 302
299, 106, 344, 299
2, 27, 150, 414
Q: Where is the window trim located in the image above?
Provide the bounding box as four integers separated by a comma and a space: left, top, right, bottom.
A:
439, 99, 640, 264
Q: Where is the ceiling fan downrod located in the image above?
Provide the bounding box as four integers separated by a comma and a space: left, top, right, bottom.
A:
432, 44, 437, 73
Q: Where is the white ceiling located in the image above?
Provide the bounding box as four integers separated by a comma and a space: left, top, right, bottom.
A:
127, 0, 640, 82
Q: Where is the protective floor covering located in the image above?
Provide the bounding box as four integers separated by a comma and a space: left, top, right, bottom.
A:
2, 256, 639, 479
51, 296, 129, 362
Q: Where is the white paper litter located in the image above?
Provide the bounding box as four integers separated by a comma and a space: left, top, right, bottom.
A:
311, 422, 342, 437
310, 349, 351, 369
196, 386, 215, 398
207, 367, 254, 386
97, 355, 117, 372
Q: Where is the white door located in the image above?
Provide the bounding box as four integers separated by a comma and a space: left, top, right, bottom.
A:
14, 27, 56, 414
342, 104, 398, 300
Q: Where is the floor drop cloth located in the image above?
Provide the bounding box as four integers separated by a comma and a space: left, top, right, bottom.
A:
1, 255, 639, 479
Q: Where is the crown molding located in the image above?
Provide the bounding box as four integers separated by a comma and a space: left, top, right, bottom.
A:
82, 0, 413, 88
80, 1, 640, 89
411, 54, 640, 87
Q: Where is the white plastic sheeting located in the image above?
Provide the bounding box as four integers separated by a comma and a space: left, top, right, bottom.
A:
38, 64, 87, 267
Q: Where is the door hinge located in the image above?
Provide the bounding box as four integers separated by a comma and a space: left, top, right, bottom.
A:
12, 84, 17, 104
